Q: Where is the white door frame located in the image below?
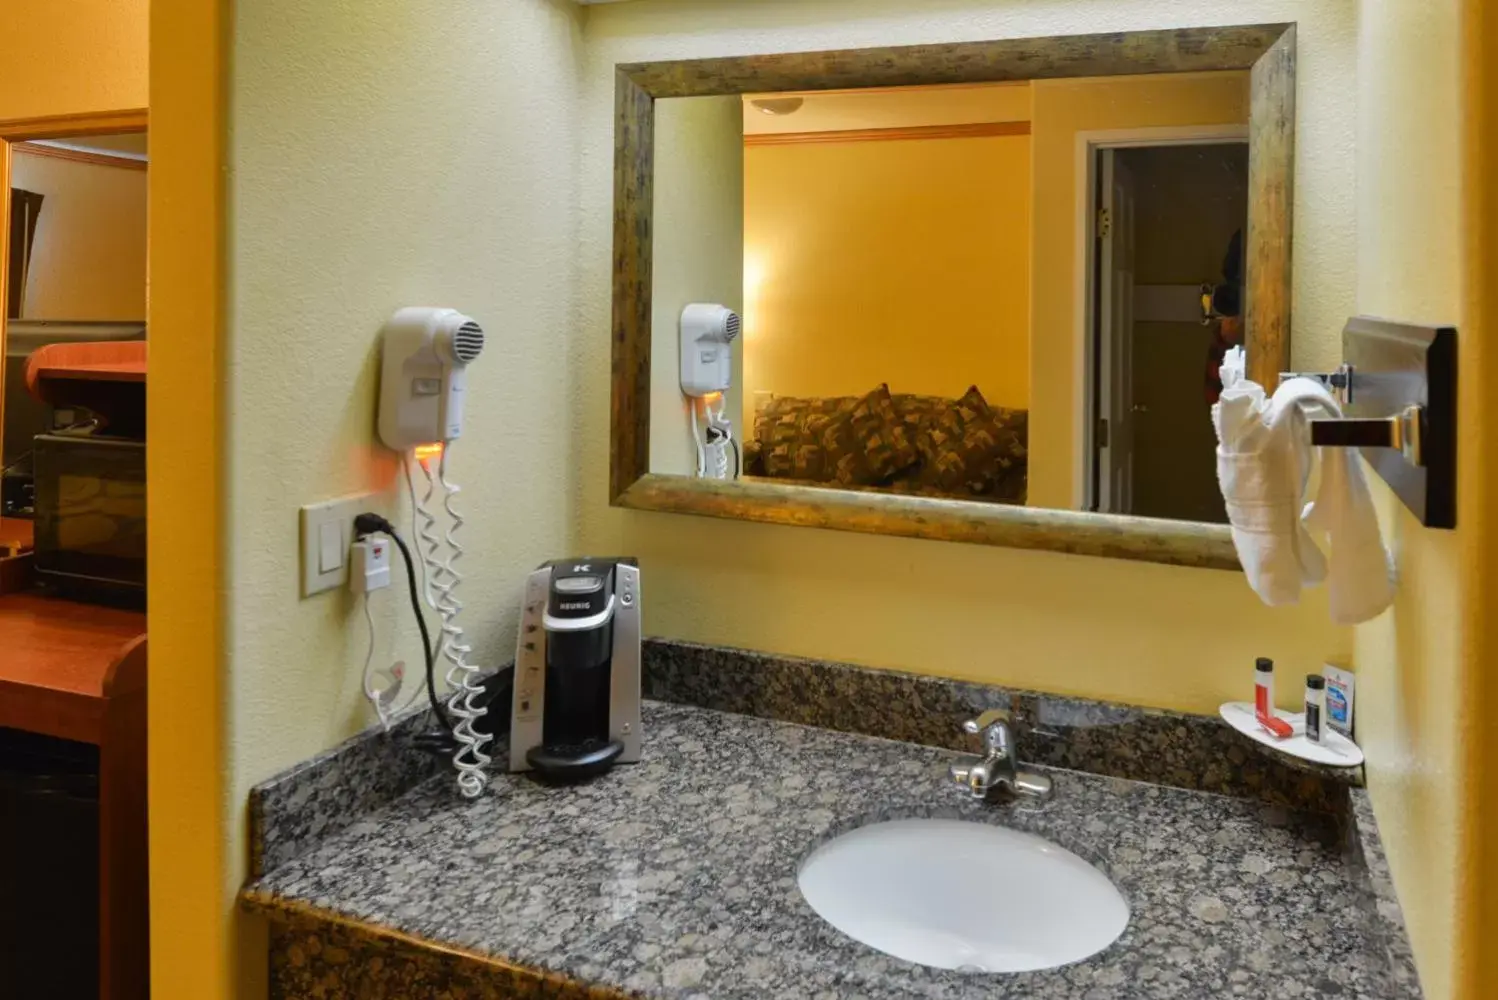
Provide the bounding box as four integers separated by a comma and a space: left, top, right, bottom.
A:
1072, 123, 1250, 511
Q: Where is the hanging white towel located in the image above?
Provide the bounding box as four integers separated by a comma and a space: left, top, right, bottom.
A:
1212, 375, 1395, 623
1301, 399, 1397, 625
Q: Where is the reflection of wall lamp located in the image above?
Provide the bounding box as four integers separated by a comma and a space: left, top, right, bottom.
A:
750, 97, 804, 116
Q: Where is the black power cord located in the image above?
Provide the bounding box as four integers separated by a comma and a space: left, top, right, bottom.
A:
353, 513, 453, 740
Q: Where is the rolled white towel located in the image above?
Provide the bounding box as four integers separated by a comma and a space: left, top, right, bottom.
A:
1212, 377, 1327, 605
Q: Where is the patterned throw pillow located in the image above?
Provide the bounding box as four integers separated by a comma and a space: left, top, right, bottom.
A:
915, 385, 1028, 494
821, 384, 919, 486
755, 395, 859, 481
891, 394, 949, 445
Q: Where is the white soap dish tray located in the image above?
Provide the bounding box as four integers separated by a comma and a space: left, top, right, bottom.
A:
1219, 701, 1364, 768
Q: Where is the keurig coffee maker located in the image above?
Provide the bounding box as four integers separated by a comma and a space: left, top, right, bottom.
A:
509, 558, 641, 779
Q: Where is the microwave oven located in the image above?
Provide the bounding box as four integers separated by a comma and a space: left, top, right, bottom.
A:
32, 434, 146, 600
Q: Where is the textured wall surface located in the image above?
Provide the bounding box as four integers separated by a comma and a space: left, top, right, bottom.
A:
576, 0, 1356, 715
1352, 2, 1465, 998
228, 0, 581, 801
224, 2, 584, 993
0, 0, 147, 121
11, 151, 148, 320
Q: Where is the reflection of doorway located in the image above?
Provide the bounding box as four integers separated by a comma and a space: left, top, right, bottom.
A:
1085, 136, 1248, 522
1, 116, 148, 541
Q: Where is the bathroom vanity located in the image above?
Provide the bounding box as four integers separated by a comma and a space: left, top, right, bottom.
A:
241, 640, 1420, 1000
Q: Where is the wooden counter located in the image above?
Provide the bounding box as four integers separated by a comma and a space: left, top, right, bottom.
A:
0, 592, 148, 1000
0, 516, 33, 554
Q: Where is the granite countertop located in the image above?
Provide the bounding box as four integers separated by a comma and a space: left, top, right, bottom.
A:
243, 700, 1410, 1000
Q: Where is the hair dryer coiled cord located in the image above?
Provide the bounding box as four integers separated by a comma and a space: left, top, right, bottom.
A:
432, 447, 492, 798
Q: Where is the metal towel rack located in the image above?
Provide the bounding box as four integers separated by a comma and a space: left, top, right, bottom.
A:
1280, 362, 1424, 465
1279, 317, 1456, 529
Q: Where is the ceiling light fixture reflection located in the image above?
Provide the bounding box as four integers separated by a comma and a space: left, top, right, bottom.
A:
751, 97, 805, 116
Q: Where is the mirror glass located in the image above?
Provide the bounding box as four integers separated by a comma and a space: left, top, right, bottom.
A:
648, 72, 1250, 525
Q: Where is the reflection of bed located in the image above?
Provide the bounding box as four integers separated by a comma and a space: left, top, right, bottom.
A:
742, 383, 1027, 504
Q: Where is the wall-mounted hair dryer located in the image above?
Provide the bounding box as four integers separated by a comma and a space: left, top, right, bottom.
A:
378, 306, 486, 451
679, 303, 740, 397
679, 304, 741, 480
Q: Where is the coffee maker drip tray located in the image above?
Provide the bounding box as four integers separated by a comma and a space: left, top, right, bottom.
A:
525, 738, 625, 781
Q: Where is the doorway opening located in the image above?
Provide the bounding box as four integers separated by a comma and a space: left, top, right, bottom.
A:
0, 112, 149, 1000
1084, 137, 1248, 522
1, 123, 148, 590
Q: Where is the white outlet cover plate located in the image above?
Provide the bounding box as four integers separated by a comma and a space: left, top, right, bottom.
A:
300, 492, 376, 597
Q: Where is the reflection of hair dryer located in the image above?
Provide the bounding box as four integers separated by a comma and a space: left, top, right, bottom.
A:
378, 307, 486, 451
679, 303, 740, 397
679, 304, 741, 479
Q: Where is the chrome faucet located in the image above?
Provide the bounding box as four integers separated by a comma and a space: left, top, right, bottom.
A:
948, 709, 1053, 803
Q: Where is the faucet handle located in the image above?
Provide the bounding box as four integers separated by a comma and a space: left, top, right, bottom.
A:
962, 709, 1013, 755
962, 709, 1009, 735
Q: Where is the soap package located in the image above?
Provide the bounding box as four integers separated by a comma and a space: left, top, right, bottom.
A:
1324, 664, 1355, 738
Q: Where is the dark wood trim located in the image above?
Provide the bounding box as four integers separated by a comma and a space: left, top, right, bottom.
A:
1246, 24, 1296, 389
610, 23, 1297, 569
100, 637, 150, 1000
618, 474, 1240, 569
744, 120, 1030, 146
15, 140, 147, 171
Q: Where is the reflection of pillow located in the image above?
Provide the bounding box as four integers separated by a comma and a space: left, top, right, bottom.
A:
756, 395, 858, 481
821, 384, 918, 486
915, 386, 1027, 493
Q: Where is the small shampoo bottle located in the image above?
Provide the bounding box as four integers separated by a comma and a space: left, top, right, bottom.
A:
1255, 657, 1292, 738
1305, 674, 1326, 743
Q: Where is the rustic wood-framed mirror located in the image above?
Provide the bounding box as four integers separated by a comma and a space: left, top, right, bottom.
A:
610, 24, 1295, 569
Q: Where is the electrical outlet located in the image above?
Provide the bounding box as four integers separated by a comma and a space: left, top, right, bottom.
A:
300, 492, 377, 597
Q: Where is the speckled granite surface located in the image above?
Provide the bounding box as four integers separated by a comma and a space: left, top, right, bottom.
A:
249, 704, 445, 878
245, 701, 1418, 1000
644, 638, 1360, 809
1348, 788, 1422, 995
251, 641, 1358, 882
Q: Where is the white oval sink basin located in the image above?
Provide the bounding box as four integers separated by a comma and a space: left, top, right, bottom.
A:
797, 818, 1129, 973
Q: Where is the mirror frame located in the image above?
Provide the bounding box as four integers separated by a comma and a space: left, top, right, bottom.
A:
610, 24, 1296, 570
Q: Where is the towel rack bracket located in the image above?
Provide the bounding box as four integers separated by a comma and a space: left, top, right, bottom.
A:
1291, 317, 1456, 529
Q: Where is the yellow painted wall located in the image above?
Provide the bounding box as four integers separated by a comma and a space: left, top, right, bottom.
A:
150, 0, 584, 997
148, 0, 230, 994
0, 1, 148, 121
144, 3, 1498, 999
579, 1, 1354, 716
1457, 0, 1498, 995
742, 133, 1031, 420
1353, 2, 1478, 998
1027, 71, 1250, 509
10, 151, 147, 320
